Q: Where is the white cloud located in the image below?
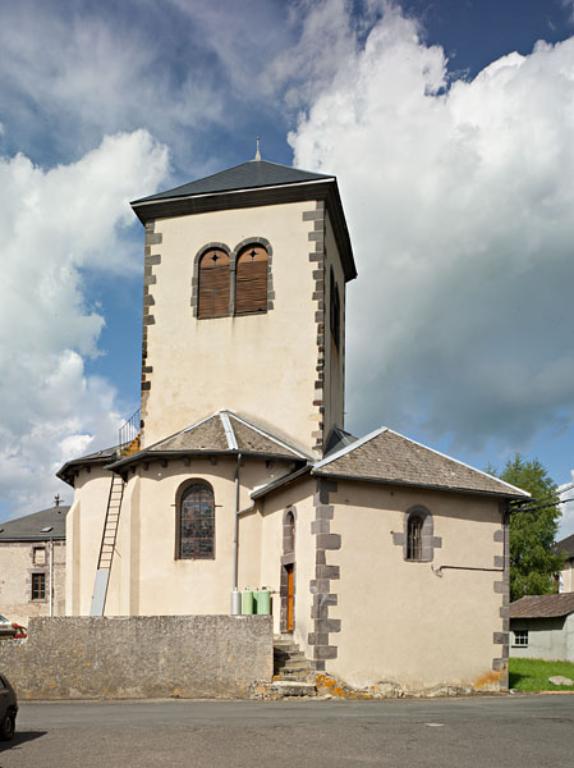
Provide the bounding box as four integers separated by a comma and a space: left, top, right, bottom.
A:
289, 5, 574, 455
0, 1, 224, 167
0, 130, 169, 516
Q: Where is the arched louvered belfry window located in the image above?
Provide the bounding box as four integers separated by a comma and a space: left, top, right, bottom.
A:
198, 248, 231, 319
235, 244, 268, 315
177, 481, 215, 559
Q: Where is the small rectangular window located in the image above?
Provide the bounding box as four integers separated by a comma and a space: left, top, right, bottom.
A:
33, 546, 46, 565
513, 629, 528, 647
31, 573, 46, 601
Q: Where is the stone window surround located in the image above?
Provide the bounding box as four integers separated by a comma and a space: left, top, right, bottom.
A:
392, 505, 442, 563
191, 237, 275, 318
31, 571, 47, 602
174, 478, 216, 561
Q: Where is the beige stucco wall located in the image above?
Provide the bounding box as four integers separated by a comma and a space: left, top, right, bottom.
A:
65, 467, 115, 616
559, 560, 574, 592
68, 456, 296, 618
326, 482, 505, 690
142, 200, 328, 453
0, 539, 65, 627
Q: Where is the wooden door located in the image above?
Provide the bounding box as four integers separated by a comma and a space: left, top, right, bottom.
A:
286, 564, 295, 633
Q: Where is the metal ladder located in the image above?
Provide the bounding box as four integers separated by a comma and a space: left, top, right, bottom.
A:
90, 474, 125, 616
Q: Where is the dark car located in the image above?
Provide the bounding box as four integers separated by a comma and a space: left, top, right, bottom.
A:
0, 674, 17, 740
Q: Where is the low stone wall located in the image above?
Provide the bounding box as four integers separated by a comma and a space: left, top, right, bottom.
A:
0, 615, 272, 700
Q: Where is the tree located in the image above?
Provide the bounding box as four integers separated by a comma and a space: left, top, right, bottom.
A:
495, 454, 564, 601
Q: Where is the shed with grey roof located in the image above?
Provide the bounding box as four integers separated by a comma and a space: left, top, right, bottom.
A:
510, 594, 574, 662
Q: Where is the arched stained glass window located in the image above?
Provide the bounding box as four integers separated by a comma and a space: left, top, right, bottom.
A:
235, 245, 268, 314
178, 482, 215, 559
198, 249, 231, 319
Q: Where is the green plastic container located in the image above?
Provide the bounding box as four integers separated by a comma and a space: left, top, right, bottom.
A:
255, 588, 271, 615
241, 589, 254, 615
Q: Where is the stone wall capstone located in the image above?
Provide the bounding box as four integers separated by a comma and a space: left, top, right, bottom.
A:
0, 615, 272, 700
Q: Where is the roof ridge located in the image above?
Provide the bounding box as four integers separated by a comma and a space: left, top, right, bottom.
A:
219, 411, 238, 451
313, 426, 389, 469
227, 412, 311, 459
384, 428, 530, 498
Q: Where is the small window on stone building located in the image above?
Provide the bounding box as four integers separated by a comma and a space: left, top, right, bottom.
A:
33, 546, 46, 565
31, 572, 46, 601
513, 630, 528, 647
177, 481, 215, 559
330, 268, 341, 350
406, 512, 424, 561
198, 248, 231, 319
235, 245, 268, 315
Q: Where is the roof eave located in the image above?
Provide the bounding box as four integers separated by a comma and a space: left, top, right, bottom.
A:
108, 448, 307, 473
0, 534, 66, 543
310, 469, 528, 500
251, 465, 312, 500
130, 179, 357, 283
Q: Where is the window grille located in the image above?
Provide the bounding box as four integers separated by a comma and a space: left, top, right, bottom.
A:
406, 514, 424, 561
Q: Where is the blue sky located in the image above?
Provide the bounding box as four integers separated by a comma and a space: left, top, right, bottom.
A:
1, 0, 574, 535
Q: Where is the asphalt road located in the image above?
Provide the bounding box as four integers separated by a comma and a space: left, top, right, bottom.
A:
1, 694, 573, 767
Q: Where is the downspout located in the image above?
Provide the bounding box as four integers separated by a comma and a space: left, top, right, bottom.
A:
231, 452, 242, 615
49, 536, 54, 617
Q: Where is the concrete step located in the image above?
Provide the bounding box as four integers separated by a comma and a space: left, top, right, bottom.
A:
275, 658, 311, 671
278, 670, 313, 682
270, 680, 317, 697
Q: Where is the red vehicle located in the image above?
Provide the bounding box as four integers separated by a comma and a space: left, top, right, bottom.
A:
0, 614, 27, 640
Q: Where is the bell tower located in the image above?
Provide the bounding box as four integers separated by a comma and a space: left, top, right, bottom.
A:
131, 158, 356, 456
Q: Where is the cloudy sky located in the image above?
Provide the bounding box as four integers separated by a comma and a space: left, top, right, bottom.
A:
2, 0, 574, 536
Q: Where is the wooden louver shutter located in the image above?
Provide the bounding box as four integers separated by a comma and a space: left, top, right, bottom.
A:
235, 246, 268, 314
198, 249, 231, 319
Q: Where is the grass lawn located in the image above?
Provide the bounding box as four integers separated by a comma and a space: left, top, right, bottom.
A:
509, 658, 574, 692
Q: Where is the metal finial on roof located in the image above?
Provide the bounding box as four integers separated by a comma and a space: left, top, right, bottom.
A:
54, 494, 61, 508
254, 136, 261, 161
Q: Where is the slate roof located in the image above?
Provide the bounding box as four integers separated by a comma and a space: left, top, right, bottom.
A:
312, 427, 529, 499
556, 533, 574, 559
0, 505, 69, 542
57, 445, 118, 485
132, 160, 334, 204
130, 157, 357, 282
109, 410, 311, 471
510, 593, 574, 620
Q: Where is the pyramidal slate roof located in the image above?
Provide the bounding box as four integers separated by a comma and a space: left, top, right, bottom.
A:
510, 593, 574, 620
132, 160, 334, 205
109, 410, 311, 471
312, 427, 530, 499
0, 505, 69, 542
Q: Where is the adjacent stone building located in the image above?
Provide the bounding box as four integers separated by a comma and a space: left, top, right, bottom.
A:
57, 155, 529, 694
0, 504, 68, 627
510, 593, 574, 662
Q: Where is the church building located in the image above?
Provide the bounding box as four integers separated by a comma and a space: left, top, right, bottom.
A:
58, 154, 529, 693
